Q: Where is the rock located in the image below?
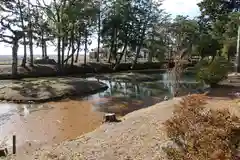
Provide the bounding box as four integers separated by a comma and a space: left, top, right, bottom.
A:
164, 96, 168, 101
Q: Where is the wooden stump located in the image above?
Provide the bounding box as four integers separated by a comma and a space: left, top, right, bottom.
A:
0, 148, 8, 157
105, 113, 117, 122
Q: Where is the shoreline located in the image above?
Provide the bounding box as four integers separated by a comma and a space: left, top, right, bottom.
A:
0, 62, 196, 80
0, 78, 108, 103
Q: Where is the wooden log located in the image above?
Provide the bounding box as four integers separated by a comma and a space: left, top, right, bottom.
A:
0, 148, 8, 157
105, 113, 117, 122
12, 135, 16, 154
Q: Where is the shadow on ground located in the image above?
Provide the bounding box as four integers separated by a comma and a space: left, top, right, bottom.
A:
207, 84, 240, 99
3, 78, 108, 103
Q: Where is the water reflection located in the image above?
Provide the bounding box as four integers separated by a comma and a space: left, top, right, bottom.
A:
0, 72, 199, 118
86, 72, 199, 116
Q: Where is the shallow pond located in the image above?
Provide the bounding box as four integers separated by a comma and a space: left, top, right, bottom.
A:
85, 72, 200, 115
0, 72, 201, 155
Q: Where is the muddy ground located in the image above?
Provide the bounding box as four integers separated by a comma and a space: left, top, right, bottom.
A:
0, 78, 108, 103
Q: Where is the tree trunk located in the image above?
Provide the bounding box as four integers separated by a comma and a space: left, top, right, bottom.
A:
75, 38, 81, 63
97, 8, 101, 62
131, 25, 147, 69
12, 40, 19, 77
236, 25, 240, 72
71, 41, 75, 66
113, 42, 127, 70
108, 49, 112, 63
113, 28, 118, 64
67, 40, 71, 57
70, 28, 75, 66
41, 42, 45, 59
148, 30, 154, 62
108, 28, 116, 63
125, 52, 127, 62
55, 4, 61, 71
18, 0, 27, 67
84, 30, 88, 65
57, 36, 61, 71
41, 32, 45, 59
148, 52, 153, 62
65, 40, 71, 65
27, 0, 34, 66
28, 27, 34, 66
61, 37, 65, 68
21, 38, 27, 67
44, 41, 47, 57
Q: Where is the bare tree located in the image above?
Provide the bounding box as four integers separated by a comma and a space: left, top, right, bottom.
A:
0, 16, 24, 77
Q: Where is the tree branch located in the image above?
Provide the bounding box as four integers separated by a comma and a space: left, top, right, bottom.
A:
0, 37, 13, 44
0, 34, 14, 39
0, 16, 15, 33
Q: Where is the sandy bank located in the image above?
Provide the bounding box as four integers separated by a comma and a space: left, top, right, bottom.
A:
19, 98, 181, 160
0, 78, 108, 103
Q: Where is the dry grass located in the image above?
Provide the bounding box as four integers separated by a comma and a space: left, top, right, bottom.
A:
163, 94, 240, 160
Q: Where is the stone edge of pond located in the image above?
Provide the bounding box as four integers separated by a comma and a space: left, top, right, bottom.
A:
0, 84, 109, 104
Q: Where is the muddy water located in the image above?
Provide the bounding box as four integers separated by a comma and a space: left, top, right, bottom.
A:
0, 72, 200, 155
0, 101, 104, 155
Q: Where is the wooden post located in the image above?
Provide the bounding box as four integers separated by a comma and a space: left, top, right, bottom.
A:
12, 135, 16, 154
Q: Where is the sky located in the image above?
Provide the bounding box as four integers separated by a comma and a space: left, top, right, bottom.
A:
0, 0, 201, 56
162, 0, 201, 18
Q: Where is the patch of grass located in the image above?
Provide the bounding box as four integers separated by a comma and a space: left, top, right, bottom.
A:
163, 94, 240, 160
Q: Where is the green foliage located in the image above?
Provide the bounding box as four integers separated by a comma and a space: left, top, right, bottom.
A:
222, 39, 236, 60
1, 0, 240, 73
196, 56, 231, 86
196, 33, 221, 59
197, 0, 240, 60
170, 16, 200, 52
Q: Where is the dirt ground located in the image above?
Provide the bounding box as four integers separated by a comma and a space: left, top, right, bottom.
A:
0, 78, 108, 102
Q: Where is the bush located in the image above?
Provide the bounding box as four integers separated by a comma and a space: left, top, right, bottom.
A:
196, 56, 231, 87
163, 94, 240, 160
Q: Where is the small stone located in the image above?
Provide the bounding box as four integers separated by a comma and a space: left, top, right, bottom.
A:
164, 96, 168, 101
59, 154, 66, 160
